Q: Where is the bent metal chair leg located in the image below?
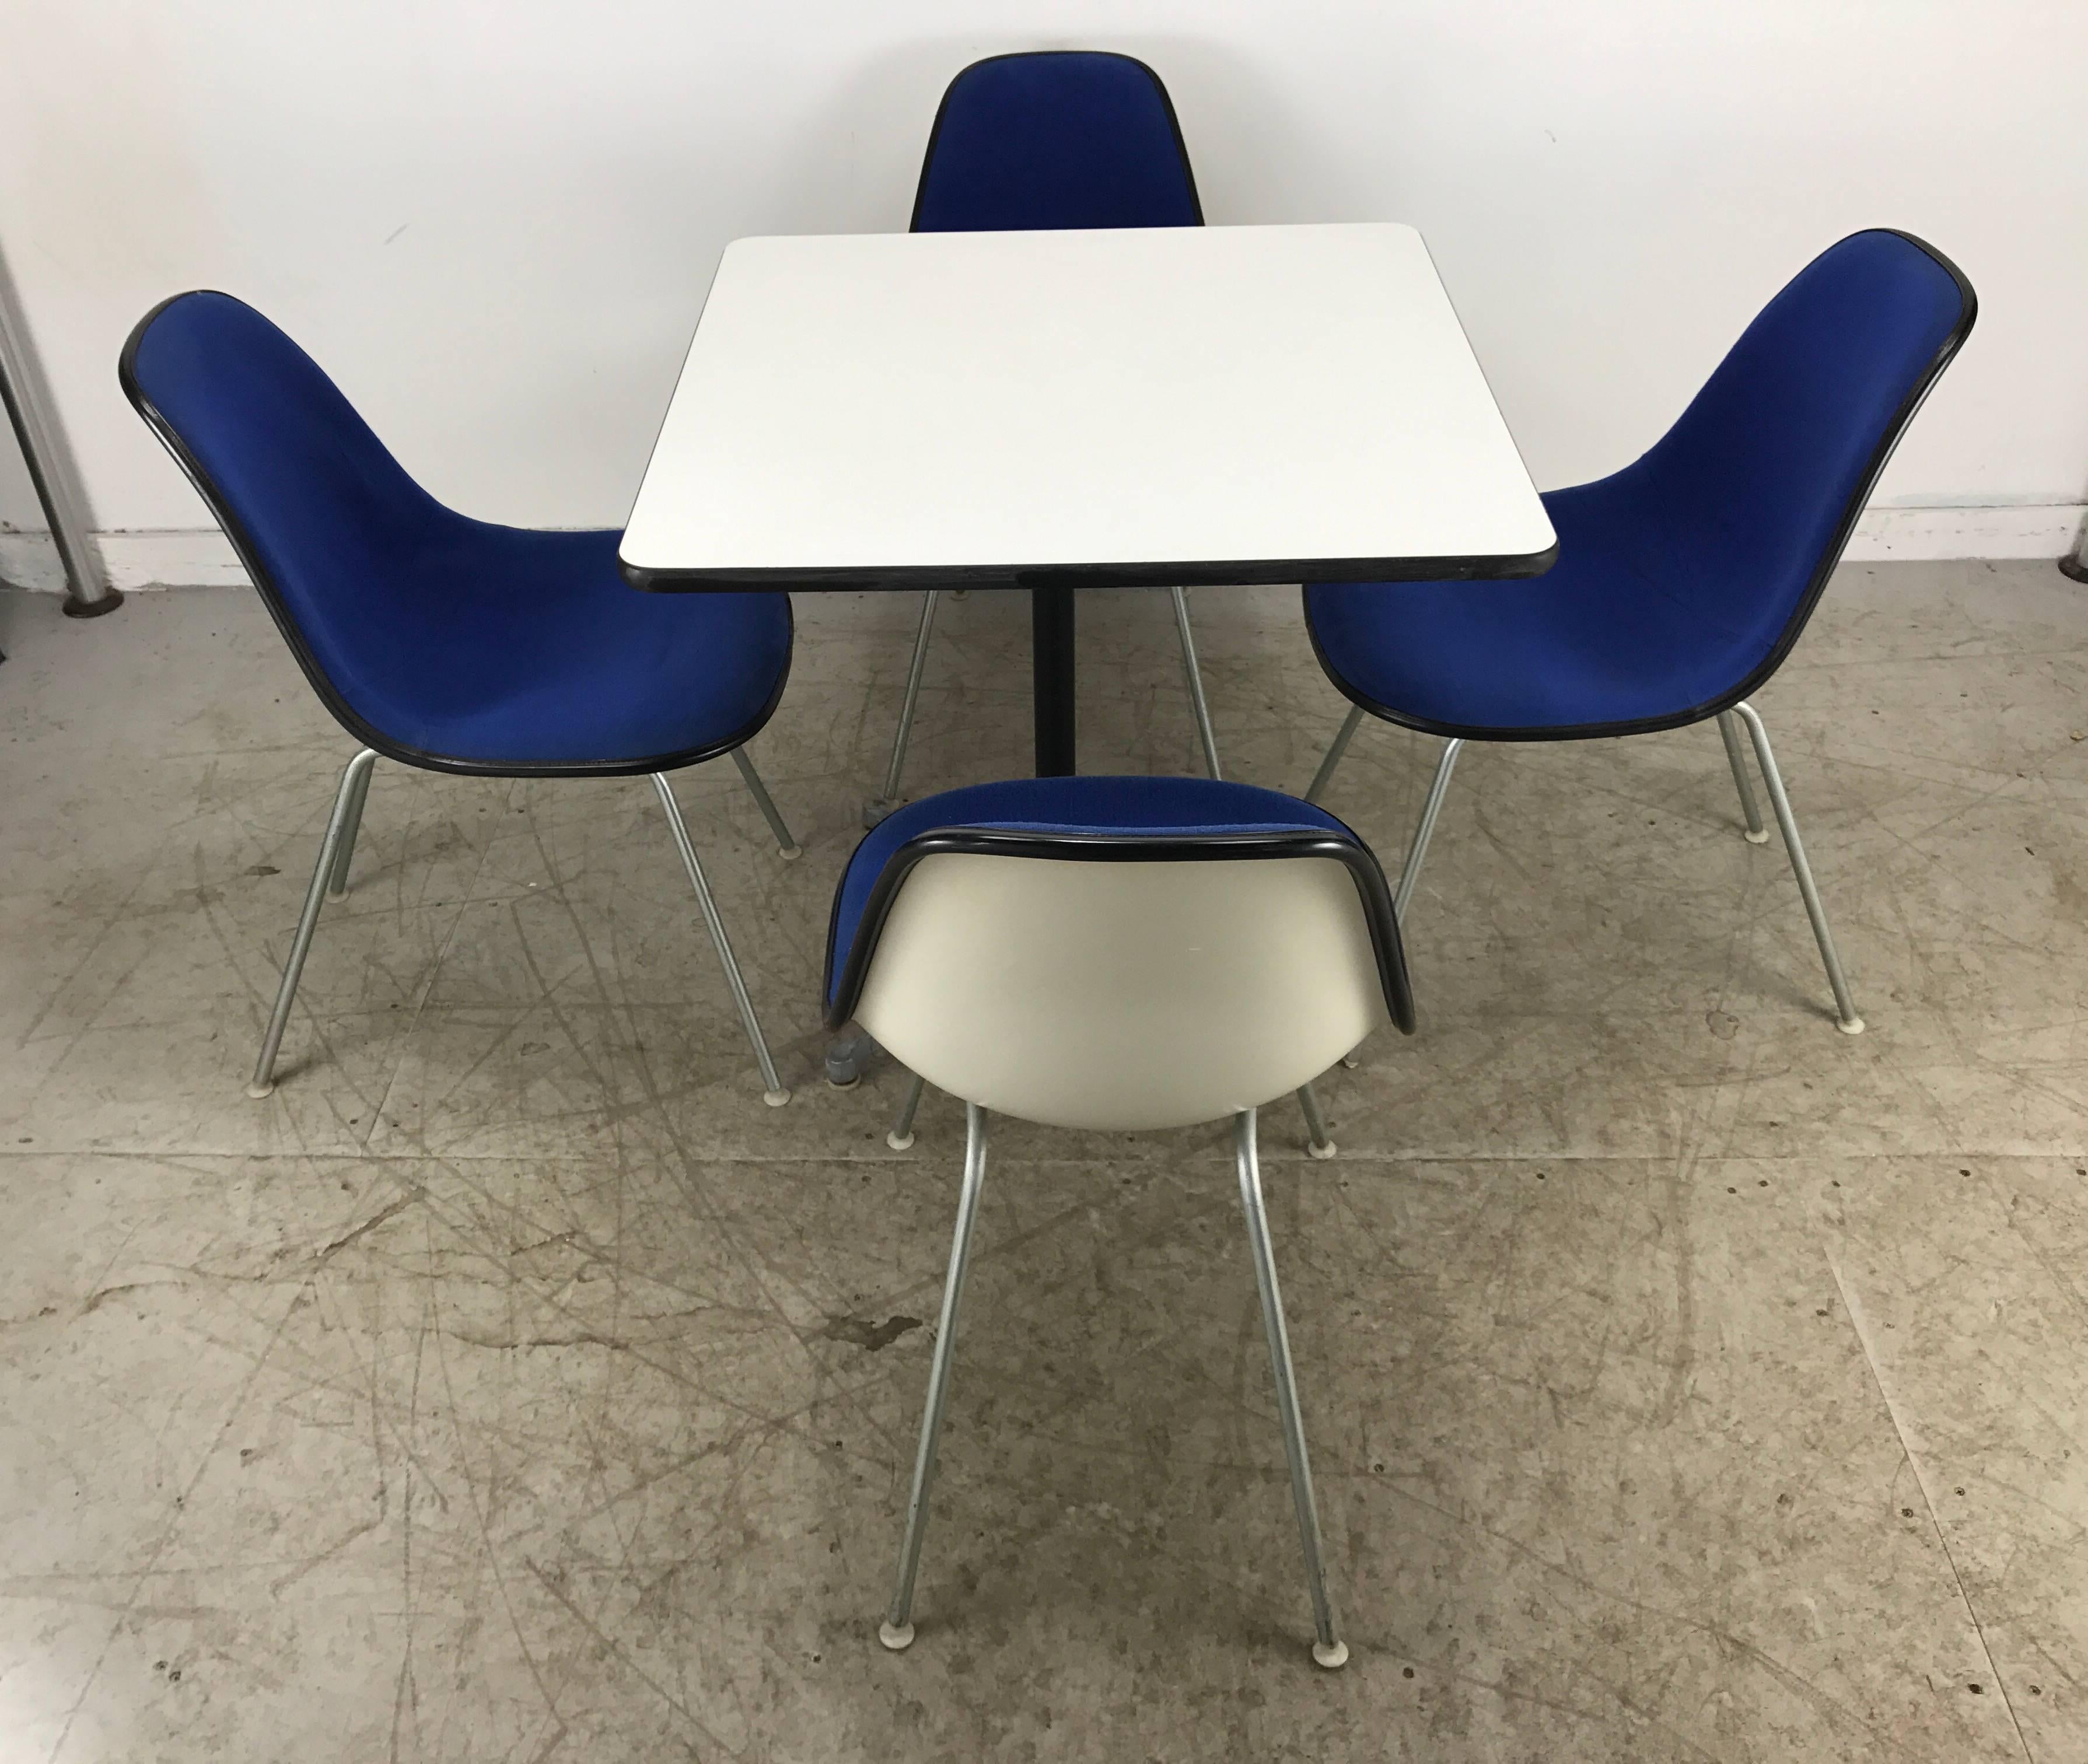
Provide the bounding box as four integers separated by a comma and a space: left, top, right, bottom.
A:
889, 1072, 926, 1150
1730, 702, 1865, 1034
1715, 710, 1769, 844
1318, 709, 1860, 1031
1303, 704, 1365, 806
1393, 737, 1464, 922
882, 1101, 991, 1651
728, 745, 802, 859
323, 751, 377, 900
1296, 1081, 1336, 1160
249, 746, 380, 1097
650, 772, 793, 1103
1301, 705, 1460, 917
866, 590, 942, 828
1170, 586, 1222, 779
1236, 1108, 1348, 1668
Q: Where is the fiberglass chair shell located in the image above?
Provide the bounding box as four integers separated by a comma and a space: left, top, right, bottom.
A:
866, 50, 1222, 827
1303, 228, 1977, 1034
121, 289, 802, 1102
823, 775, 1415, 1665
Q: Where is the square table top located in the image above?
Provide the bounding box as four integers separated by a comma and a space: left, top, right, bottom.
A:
620, 221, 1555, 592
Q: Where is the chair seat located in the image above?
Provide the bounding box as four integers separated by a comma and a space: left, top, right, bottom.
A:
827, 776, 1350, 1007
299, 526, 791, 771
1309, 231, 1973, 744
119, 290, 793, 775
1306, 468, 1808, 740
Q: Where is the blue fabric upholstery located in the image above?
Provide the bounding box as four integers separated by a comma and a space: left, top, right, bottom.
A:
121, 292, 792, 772
1307, 230, 1974, 737
827, 776, 1351, 1003
914, 52, 1199, 233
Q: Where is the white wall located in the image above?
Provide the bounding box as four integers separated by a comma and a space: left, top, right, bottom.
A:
3, 0, 2084, 564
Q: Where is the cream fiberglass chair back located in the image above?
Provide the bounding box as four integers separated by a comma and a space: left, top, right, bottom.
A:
823, 775, 1414, 1667
849, 845, 1399, 1128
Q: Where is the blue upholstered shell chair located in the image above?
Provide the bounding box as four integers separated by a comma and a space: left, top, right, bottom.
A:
121, 290, 802, 1102
824, 774, 1414, 1666
1303, 230, 1977, 1034
866, 51, 1221, 826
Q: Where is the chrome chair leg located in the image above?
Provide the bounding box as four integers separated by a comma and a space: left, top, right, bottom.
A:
1234, 1110, 1347, 1668
1169, 586, 1222, 780
867, 590, 940, 828
249, 747, 379, 1097
1715, 710, 1769, 844
1393, 737, 1463, 922
323, 752, 376, 900
1303, 704, 1365, 804
889, 1072, 926, 1150
728, 746, 802, 859
1730, 702, 1864, 1034
1296, 1082, 1336, 1160
650, 773, 792, 1103
882, 1101, 990, 1651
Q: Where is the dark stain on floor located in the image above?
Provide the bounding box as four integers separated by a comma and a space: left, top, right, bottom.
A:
820, 1314, 925, 1351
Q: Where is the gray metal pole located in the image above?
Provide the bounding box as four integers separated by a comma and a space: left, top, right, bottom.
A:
0, 246, 118, 617
2062, 514, 2088, 584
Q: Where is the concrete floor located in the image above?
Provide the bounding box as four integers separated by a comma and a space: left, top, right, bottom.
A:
0, 562, 2084, 1762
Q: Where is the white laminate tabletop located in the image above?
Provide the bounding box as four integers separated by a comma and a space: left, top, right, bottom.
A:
620, 221, 1554, 590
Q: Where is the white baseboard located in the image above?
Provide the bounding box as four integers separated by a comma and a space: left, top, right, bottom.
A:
1844, 502, 2086, 562
3, 506, 2084, 593
0, 528, 249, 593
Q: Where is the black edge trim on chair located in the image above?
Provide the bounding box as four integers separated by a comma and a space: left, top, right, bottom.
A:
907, 50, 1205, 232
625, 546, 1559, 596
119, 292, 793, 781
1303, 228, 1979, 747
823, 827, 1417, 1035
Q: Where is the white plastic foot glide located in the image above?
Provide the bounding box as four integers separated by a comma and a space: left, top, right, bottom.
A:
1835, 1016, 1866, 1036
1339, 1053, 1360, 1070
245, 1080, 276, 1100
1313, 1639, 1349, 1670
887, 1130, 915, 1151
879, 1620, 915, 1651
779, 844, 803, 861
764, 1088, 792, 1108
1743, 828, 1771, 845
1308, 1139, 1337, 1161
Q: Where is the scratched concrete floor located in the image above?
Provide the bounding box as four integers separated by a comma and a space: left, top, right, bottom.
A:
1, 562, 2084, 1762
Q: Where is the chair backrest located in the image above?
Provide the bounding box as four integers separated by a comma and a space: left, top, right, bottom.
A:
120, 290, 467, 737
833, 828, 1412, 1132
1627, 229, 1975, 682
912, 51, 1201, 233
